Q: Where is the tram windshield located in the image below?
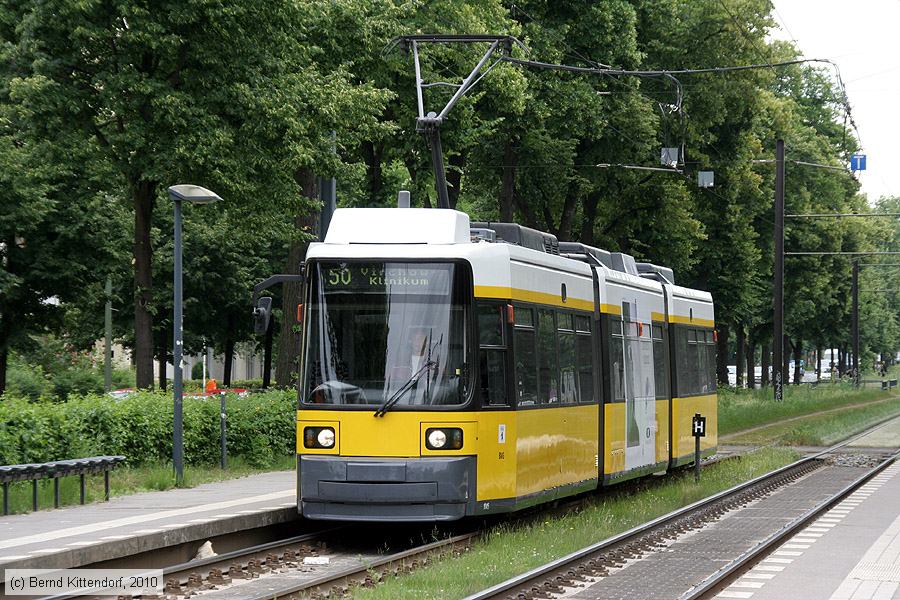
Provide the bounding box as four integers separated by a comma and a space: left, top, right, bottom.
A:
302, 261, 471, 408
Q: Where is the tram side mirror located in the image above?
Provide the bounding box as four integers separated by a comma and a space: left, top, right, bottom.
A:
253, 297, 273, 334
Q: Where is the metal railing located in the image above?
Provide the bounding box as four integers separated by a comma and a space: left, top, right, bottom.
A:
0, 456, 126, 515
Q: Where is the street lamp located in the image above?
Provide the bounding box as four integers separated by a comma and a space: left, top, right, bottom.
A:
168, 184, 222, 485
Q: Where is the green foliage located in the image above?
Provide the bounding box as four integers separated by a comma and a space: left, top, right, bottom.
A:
0, 390, 296, 466
4, 355, 50, 400
1, 0, 895, 396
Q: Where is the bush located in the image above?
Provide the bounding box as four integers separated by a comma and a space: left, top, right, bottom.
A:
231, 379, 264, 389
0, 390, 296, 467
5, 357, 51, 401
111, 368, 136, 389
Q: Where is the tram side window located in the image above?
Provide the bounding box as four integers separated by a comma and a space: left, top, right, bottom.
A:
652, 325, 669, 399
576, 323, 594, 403
477, 303, 507, 406
609, 317, 626, 402
676, 326, 717, 396
688, 329, 701, 393
477, 303, 504, 347
538, 309, 559, 403
558, 314, 577, 403
514, 307, 538, 406
704, 330, 717, 392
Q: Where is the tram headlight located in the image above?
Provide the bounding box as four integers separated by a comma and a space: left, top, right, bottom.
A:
427, 429, 447, 449
317, 428, 335, 448
426, 428, 463, 450
304, 426, 336, 449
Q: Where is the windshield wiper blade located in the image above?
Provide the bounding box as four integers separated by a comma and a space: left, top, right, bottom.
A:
374, 360, 437, 417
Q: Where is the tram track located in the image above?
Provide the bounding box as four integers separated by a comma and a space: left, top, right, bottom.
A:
684, 448, 900, 600
47, 419, 898, 600
463, 416, 900, 600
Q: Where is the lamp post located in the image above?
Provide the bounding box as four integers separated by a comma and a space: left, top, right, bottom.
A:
168, 184, 222, 485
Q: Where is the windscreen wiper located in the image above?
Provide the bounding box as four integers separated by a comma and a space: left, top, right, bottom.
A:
373, 361, 436, 417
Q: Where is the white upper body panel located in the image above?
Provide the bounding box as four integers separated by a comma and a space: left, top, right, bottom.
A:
310, 207, 712, 322
323, 208, 470, 245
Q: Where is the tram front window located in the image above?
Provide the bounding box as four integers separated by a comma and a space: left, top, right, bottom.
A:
303, 262, 471, 408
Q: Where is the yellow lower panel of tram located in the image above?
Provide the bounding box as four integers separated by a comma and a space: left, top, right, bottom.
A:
297, 404, 599, 503
672, 394, 718, 459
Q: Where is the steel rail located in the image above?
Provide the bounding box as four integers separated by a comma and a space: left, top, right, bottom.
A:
38, 529, 340, 600
160, 529, 337, 582
682, 448, 900, 599
464, 415, 900, 600
241, 532, 478, 600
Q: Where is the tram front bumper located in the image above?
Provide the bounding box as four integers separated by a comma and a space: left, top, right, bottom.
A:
298, 455, 475, 521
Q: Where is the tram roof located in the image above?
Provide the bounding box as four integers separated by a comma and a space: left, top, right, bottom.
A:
313, 207, 708, 301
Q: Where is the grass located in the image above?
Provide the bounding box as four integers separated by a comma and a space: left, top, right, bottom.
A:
0, 455, 295, 515
353, 447, 800, 600
719, 382, 894, 437
726, 396, 900, 446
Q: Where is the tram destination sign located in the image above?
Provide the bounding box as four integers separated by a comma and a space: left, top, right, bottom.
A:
321, 263, 451, 295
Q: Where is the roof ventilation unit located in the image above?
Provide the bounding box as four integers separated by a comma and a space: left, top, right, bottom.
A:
470, 228, 496, 243
610, 252, 639, 276
636, 262, 675, 285
470, 222, 559, 255
558, 242, 613, 268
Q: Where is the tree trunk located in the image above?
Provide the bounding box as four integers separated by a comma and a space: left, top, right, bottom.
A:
716, 323, 730, 386
735, 325, 745, 387
746, 340, 756, 389
579, 194, 600, 246
839, 346, 847, 378
275, 169, 319, 388
793, 339, 802, 384
0, 308, 11, 397
782, 334, 791, 387
133, 179, 157, 389
156, 342, 167, 391
499, 141, 516, 222
0, 343, 7, 397
224, 337, 235, 387
447, 152, 465, 210
816, 344, 822, 381
362, 140, 383, 205
761, 341, 770, 387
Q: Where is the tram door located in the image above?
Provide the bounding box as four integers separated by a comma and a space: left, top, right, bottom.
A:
623, 301, 656, 470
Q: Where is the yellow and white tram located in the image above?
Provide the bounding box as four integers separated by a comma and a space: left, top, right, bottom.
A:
296, 207, 716, 521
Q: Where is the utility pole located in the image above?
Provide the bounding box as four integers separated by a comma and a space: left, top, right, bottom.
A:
104, 276, 112, 392
852, 260, 860, 386
773, 139, 785, 402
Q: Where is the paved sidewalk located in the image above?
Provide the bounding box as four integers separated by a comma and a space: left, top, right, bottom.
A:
0, 470, 296, 577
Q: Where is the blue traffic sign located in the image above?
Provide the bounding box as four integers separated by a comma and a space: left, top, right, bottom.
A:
850, 154, 866, 171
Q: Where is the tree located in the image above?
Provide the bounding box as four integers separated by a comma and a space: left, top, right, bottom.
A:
10, 0, 388, 389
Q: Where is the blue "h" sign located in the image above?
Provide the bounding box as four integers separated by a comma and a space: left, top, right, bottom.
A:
850, 154, 866, 171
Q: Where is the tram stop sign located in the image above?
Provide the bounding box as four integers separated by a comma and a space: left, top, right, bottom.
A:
692, 413, 707, 438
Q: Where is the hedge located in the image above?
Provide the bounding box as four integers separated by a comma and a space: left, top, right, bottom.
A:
0, 390, 297, 467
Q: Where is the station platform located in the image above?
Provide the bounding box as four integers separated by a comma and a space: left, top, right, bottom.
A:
0, 470, 297, 580
718, 420, 900, 600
